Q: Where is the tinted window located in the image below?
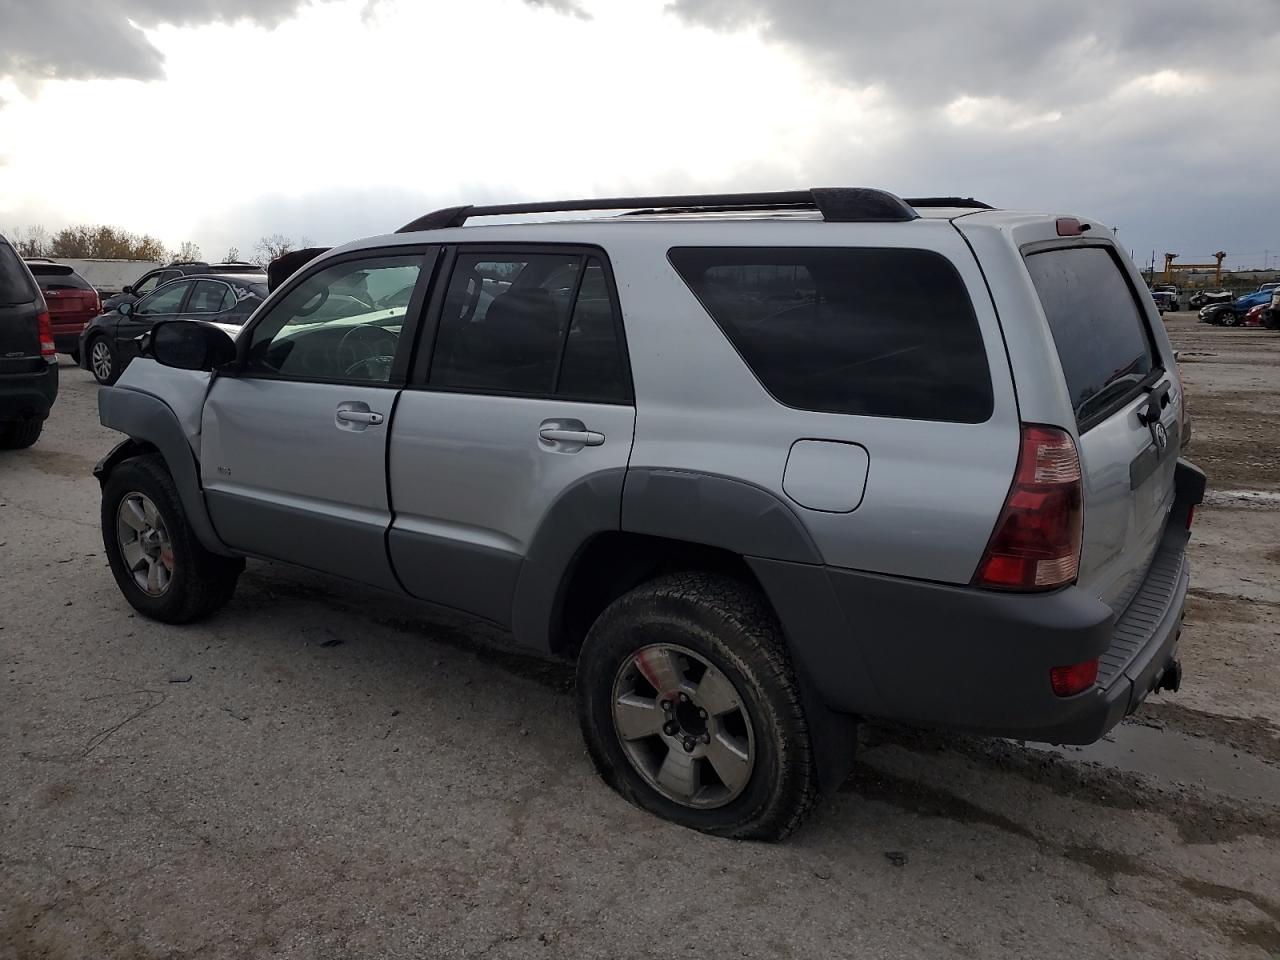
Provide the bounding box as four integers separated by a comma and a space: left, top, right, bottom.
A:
27, 264, 94, 291
137, 281, 191, 316
556, 258, 628, 402
187, 280, 230, 314
245, 256, 421, 383
431, 254, 580, 395
669, 247, 992, 422
0, 244, 36, 304
1025, 247, 1157, 426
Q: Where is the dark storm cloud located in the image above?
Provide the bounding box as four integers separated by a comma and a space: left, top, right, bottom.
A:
667, 0, 1280, 108
0, 0, 307, 85
0, 0, 588, 87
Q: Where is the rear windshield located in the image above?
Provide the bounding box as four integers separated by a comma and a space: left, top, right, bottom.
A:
0, 244, 37, 305
668, 246, 993, 422
27, 263, 94, 291
1025, 246, 1159, 427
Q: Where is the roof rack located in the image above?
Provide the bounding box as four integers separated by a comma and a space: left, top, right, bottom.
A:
167, 259, 209, 267
396, 188, 921, 233
902, 197, 993, 209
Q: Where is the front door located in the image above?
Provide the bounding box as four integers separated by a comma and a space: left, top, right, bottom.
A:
118, 279, 193, 365
387, 248, 636, 626
200, 250, 434, 590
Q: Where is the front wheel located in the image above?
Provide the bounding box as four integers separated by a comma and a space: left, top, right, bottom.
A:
101, 454, 243, 623
1221, 312, 1239, 327
576, 572, 819, 841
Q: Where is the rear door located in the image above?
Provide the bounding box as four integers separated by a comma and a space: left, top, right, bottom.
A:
1024, 243, 1179, 610
0, 242, 43, 373
387, 247, 635, 626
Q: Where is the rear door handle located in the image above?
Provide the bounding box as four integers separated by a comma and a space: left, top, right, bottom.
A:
539, 426, 604, 446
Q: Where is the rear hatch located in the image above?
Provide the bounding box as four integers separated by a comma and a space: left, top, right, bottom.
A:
0, 242, 45, 373
1023, 242, 1180, 612
28, 262, 99, 330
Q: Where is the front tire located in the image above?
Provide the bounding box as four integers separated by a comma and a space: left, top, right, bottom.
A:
0, 420, 43, 449
101, 454, 243, 623
89, 336, 119, 385
576, 572, 819, 841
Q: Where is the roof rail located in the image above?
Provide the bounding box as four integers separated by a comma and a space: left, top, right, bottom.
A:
167, 259, 209, 267
902, 197, 993, 209
396, 188, 920, 233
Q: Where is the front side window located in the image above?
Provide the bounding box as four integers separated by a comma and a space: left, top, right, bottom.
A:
669, 247, 993, 422
132, 272, 164, 297
429, 252, 629, 402
136, 281, 191, 316
186, 280, 231, 314
244, 256, 422, 383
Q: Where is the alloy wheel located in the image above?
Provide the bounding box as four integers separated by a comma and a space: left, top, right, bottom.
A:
91, 340, 113, 382
611, 644, 755, 809
115, 492, 175, 597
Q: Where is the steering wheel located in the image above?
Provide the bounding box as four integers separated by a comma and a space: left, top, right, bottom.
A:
338, 324, 398, 377
344, 355, 396, 379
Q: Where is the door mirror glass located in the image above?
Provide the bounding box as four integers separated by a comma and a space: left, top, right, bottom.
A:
150, 320, 237, 371
118, 301, 132, 316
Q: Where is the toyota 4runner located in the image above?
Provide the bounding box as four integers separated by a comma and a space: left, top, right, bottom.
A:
93, 188, 1204, 840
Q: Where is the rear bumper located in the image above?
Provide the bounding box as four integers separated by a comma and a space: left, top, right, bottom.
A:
751, 459, 1205, 746
0, 362, 59, 422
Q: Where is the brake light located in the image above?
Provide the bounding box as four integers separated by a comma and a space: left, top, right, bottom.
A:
1056, 218, 1084, 236
37, 311, 55, 359
1050, 658, 1098, 697
974, 425, 1083, 591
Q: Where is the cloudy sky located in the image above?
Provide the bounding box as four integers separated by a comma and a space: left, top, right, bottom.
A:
1, 0, 1278, 268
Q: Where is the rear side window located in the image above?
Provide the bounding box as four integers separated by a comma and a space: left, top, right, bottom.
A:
669, 247, 993, 422
0, 245, 36, 305
430, 252, 629, 402
1025, 246, 1158, 427
186, 280, 231, 313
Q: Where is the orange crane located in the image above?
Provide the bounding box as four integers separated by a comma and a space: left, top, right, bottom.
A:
1163, 252, 1227, 285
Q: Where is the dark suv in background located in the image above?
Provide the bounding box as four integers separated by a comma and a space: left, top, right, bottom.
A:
102, 261, 262, 313
0, 235, 57, 449
24, 258, 101, 363
83, 271, 267, 384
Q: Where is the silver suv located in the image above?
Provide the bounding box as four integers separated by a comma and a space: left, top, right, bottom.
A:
94, 188, 1204, 840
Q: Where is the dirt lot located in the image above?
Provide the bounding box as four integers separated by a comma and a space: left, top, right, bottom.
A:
2, 312, 1278, 959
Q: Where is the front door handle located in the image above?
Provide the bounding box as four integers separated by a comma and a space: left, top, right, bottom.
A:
539, 423, 605, 447
338, 409, 384, 425
335, 401, 385, 430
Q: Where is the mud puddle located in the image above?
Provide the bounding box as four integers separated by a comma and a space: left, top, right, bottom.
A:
1023, 721, 1280, 805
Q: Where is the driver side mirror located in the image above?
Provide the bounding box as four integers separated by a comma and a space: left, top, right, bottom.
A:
122, 284, 134, 295
146, 320, 237, 372
118, 301, 133, 316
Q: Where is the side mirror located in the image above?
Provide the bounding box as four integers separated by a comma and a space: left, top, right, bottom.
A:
122, 284, 134, 295
148, 320, 237, 372
118, 301, 133, 317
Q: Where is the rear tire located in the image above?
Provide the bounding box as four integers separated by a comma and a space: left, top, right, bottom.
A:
101, 454, 243, 623
576, 572, 819, 841
89, 336, 118, 385
0, 420, 43, 449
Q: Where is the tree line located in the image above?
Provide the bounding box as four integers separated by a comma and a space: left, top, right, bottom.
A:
6, 224, 314, 268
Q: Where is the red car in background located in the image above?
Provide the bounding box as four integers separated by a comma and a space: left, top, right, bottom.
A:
24, 259, 101, 363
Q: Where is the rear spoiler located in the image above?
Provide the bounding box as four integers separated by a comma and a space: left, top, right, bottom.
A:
266, 247, 330, 292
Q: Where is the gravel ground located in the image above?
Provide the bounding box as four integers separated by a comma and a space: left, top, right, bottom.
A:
2, 312, 1278, 959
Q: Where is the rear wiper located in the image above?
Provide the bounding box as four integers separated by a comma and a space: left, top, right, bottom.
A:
1076, 375, 1143, 423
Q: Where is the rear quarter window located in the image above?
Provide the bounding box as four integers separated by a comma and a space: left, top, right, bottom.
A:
668, 246, 993, 422
0, 245, 36, 304
1025, 246, 1158, 429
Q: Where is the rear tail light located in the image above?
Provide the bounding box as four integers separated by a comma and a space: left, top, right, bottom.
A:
37, 311, 55, 360
974, 425, 1083, 591
1185, 504, 1196, 530
1050, 658, 1098, 697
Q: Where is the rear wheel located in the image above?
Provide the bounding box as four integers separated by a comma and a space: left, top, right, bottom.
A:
101, 454, 243, 623
576, 572, 819, 840
89, 336, 118, 385
0, 420, 43, 449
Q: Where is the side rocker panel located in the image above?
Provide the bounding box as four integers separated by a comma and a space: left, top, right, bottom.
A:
95, 386, 237, 557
